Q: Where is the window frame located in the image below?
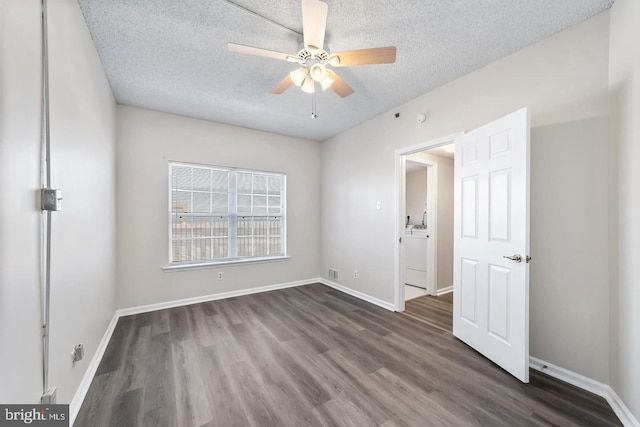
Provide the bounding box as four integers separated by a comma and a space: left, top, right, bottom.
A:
166, 161, 287, 269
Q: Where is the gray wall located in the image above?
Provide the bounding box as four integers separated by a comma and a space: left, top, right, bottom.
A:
608, 0, 640, 419
0, 0, 117, 404
115, 106, 322, 309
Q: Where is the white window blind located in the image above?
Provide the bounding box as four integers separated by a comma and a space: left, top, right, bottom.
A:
169, 162, 286, 265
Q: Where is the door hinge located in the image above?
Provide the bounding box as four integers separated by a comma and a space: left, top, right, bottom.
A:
399, 237, 402, 243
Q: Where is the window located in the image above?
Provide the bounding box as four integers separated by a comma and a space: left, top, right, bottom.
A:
169, 162, 286, 266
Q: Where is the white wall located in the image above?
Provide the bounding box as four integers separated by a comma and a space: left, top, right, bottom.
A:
47, 0, 117, 404
116, 106, 321, 309
0, 0, 117, 404
608, 0, 640, 420
0, 0, 46, 404
407, 152, 454, 290
321, 12, 611, 384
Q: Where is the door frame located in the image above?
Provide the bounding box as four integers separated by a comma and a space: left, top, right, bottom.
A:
394, 133, 462, 312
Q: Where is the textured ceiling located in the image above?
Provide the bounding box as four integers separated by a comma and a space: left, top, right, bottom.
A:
77, 0, 613, 142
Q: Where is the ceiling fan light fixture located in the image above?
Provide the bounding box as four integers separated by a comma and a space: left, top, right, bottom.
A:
301, 75, 315, 93
290, 67, 309, 86
309, 63, 327, 82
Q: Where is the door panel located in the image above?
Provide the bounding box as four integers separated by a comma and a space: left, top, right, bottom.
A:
460, 258, 478, 325
461, 176, 479, 238
488, 264, 511, 342
489, 169, 511, 242
453, 108, 530, 383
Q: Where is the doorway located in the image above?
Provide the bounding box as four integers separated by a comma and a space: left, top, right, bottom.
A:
395, 133, 460, 312
402, 144, 456, 333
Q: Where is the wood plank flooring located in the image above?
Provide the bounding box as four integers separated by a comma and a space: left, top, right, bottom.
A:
404, 292, 453, 332
75, 283, 621, 426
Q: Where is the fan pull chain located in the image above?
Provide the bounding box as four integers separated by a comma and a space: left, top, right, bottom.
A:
311, 89, 319, 119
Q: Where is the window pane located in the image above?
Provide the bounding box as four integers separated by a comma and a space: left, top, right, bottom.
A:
192, 217, 212, 238
172, 191, 191, 213
193, 238, 212, 261
172, 240, 191, 262
253, 236, 268, 256
254, 217, 268, 235
211, 170, 228, 192
238, 195, 251, 214
192, 168, 211, 191
212, 217, 228, 237
237, 218, 252, 236
192, 192, 211, 213
212, 193, 228, 214
269, 237, 281, 255
173, 166, 191, 190
253, 195, 267, 214
213, 238, 228, 258
237, 172, 252, 193
253, 174, 267, 194
172, 216, 191, 240
268, 196, 281, 214
268, 175, 282, 195
269, 216, 282, 235
237, 237, 251, 257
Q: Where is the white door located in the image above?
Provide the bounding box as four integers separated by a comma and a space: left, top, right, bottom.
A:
453, 108, 530, 382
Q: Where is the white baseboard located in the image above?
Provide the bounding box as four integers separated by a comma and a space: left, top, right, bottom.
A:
436, 285, 453, 296
117, 278, 317, 317
529, 356, 608, 396
605, 386, 640, 427
319, 278, 396, 312
530, 357, 639, 427
69, 311, 120, 426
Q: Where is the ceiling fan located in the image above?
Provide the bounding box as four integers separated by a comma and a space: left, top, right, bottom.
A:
228, 0, 396, 98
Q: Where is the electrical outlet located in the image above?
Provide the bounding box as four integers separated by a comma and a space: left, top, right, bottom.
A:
354, 270, 358, 279
71, 343, 84, 364
41, 387, 56, 404
217, 272, 223, 280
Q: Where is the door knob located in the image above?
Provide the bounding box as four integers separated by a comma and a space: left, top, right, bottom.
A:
503, 254, 522, 263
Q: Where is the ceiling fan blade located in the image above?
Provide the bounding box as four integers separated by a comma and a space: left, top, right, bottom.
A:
269, 75, 294, 94
228, 42, 295, 62
326, 69, 354, 98
328, 46, 397, 67
302, 0, 328, 50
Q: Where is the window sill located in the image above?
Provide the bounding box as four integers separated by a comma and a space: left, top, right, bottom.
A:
163, 256, 290, 272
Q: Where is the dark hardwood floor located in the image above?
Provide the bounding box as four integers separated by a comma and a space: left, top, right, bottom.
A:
404, 292, 454, 333
75, 283, 621, 426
